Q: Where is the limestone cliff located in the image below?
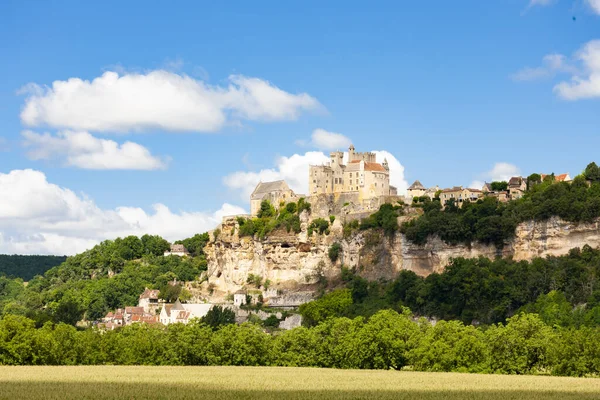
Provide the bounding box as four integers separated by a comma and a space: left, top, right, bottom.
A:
203, 216, 600, 296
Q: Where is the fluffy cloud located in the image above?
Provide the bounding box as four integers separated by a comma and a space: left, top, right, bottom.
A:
19, 71, 322, 133
223, 151, 330, 200
223, 149, 408, 201
22, 130, 168, 170
514, 40, 600, 100
308, 128, 352, 150
587, 0, 600, 14
511, 54, 574, 81
0, 169, 246, 255
469, 162, 521, 189
554, 40, 600, 100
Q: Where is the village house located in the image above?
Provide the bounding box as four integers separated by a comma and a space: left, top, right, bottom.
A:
439, 186, 483, 207
407, 180, 440, 203
138, 288, 160, 314
309, 144, 396, 200
508, 177, 527, 200
159, 299, 213, 325
250, 180, 303, 216
164, 244, 190, 257
541, 173, 572, 183
234, 290, 247, 307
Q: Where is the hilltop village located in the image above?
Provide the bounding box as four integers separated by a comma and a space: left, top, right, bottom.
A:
99, 144, 576, 331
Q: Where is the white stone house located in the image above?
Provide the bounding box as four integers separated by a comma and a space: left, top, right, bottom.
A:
159, 299, 213, 325
138, 288, 160, 314
234, 290, 247, 307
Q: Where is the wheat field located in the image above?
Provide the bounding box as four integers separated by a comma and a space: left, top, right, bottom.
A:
0, 366, 599, 400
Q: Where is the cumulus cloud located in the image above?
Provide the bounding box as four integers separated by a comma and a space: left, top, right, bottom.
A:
514, 40, 600, 100
587, 0, 600, 14
19, 71, 322, 133
554, 40, 600, 100
306, 128, 352, 150
0, 169, 246, 255
469, 162, 521, 189
223, 149, 408, 201
511, 54, 575, 81
22, 130, 168, 170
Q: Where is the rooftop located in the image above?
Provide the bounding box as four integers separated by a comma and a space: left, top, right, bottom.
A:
251, 180, 290, 200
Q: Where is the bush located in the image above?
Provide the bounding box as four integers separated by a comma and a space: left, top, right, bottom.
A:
328, 243, 342, 263
308, 218, 329, 236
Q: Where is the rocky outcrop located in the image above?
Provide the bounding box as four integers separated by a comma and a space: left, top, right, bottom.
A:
203, 216, 600, 295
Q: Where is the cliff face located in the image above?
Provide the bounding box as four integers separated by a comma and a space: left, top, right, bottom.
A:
203, 216, 600, 295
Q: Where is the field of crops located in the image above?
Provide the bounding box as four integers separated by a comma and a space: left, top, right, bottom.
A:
0, 366, 599, 400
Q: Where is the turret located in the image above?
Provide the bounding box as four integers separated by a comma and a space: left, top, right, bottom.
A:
348, 144, 356, 161
383, 158, 389, 171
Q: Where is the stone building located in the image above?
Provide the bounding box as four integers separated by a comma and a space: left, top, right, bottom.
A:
138, 288, 160, 314
250, 180, 302, 216
159, 299, 213, 325
164, 244, 190, 257
308, 144, 395, 200
439, 186, 483, 207
407, 180, 426, 200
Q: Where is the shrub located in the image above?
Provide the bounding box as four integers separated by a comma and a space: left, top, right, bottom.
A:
328, 243, 342, 263
308, 218, 330, 236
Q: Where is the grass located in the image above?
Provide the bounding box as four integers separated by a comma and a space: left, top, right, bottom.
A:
0, 366, 599, 400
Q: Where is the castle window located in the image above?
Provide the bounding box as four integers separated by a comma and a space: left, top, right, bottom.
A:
350, 173, 353, 177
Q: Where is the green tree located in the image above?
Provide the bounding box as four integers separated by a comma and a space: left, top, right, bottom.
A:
584, 162, 600, 182
299, 289, 353, 327
257, 200, 276, 218
328, 243, 342, 263
201, 306, 236, 331
490, 181, 508, 191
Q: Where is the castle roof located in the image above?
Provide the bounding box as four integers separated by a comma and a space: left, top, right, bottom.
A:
408, 180, 426, 190
348, 160, 387, 172
139, 288, 160, 300
251, 180, 290, 200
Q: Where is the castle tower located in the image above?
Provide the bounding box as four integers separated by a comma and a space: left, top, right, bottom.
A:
348, 144, 355, 162
383, 158, 389, 171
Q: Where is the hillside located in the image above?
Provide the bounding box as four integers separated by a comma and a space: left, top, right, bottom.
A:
0, 255, 67, 281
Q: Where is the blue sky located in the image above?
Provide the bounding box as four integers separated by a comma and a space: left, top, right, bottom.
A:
1, 0, 600, 254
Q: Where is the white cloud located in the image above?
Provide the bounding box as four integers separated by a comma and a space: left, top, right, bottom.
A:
223, 151, 330, 200
0, 169, 246, 255
223, 149, 409, 201
587, 0, 600, 14
309, 128, 352, 150
469, 162, 521, 189
22, 130, 168, 170
511, 54, 576, 81
554, 40, 600, 100
19, 70, 322, 133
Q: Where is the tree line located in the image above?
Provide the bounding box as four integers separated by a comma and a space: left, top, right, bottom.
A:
0, 255, 67, 281
1, 310, 599, 377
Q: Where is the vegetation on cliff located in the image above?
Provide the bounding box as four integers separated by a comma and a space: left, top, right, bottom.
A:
401, 163, 600, 247
237, 199, 310, 239
301, 245, 600, 328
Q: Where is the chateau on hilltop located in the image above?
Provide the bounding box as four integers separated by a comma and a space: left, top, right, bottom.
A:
309, 144, 397, 199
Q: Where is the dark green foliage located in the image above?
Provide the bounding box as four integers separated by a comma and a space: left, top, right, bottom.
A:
328, 243, 342, 263
490, 181, 508, 191
237, 201, 303, 239
297, 198, 311, 213
263, 315, 280, 328
585, 162, 600, 182
0, 255, 67, 281
140, 235, 170, 256
343, 220, 360, 239
201, 306, 236, 331
360, 203, 403, 235
308, 218, 329, 236
175, 233, 210, 257
527, 173, 542, 189
257, 200, 276, 218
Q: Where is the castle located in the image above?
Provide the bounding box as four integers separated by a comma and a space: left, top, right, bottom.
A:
309, 144, 397, 199
249, 145, 397, 217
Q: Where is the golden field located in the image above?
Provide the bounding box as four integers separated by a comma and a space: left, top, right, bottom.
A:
0, 366, 599, 400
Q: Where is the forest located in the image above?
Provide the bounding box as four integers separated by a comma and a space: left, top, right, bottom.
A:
0, 255, 67, 281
